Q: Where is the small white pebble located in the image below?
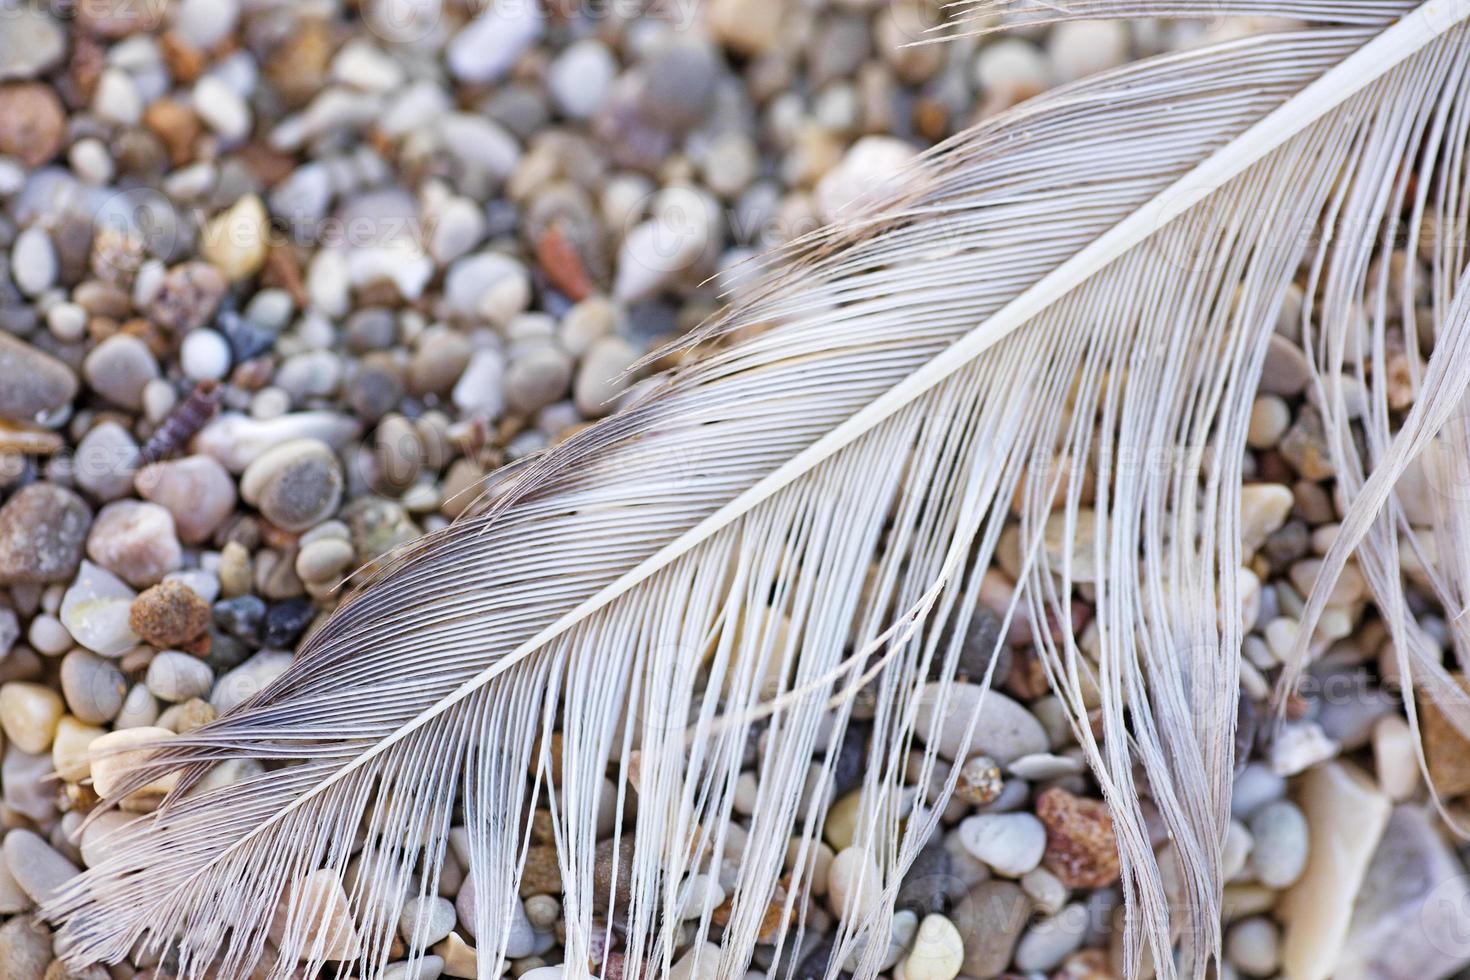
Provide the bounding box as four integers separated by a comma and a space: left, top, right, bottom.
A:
180, 329, 232, 381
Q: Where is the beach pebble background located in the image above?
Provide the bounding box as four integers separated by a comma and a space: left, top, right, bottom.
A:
0, 2, 1466, 979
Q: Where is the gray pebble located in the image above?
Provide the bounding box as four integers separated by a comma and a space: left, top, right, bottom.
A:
1226, 916, 1280, 976
0, 483, 91, 586
399, 894, 456, 949
953, 880, 1029, 978
74, 421, 141, 503
240, 438, 345, 532
505, 344, 573, 415
3, 828, 80, 902
1013, 902, 1088, 972
0, 331, 77, 424
0, 914, 51, 980
60, 649, 127, 724
639, 40, 719, 129
134, 455, 238, 545
957, 812, 1046, 877
913, 681, 1048, 763
0, 6, 65, 80
573, 335, 637, 418
83, 334, 161, 412
1247, 800, 1309, 888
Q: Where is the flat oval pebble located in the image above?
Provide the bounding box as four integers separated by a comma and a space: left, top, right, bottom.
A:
146, 651, 215, 703
83, 334, 160, 411
61, 651, 125, 728
1248, 800, 1309, 889
240, 438, 345, 532
957, 812, 1047, 877
0, 331, 76, 423
913, 682, 1048, 763
3, 828, 79, 902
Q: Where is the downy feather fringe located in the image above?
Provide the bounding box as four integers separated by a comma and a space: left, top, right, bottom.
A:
46, 3, 1470, 979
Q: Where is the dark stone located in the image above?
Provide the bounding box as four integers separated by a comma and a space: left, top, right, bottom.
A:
830, 724, 868, 797
213, 595, 266, 642
896, 839, 961, 916
263, 597, 314, 647
216, 309, 276, 362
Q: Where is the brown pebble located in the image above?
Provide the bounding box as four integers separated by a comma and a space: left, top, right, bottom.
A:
1036, 787, 1121, 889
520, 844, 563, 897
128, 580, 211, 648
1421, 675, 1470, 798
0, 83, 64, 167
144, 98, 201, 166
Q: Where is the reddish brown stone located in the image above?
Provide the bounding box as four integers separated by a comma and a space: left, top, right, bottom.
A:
0, 83, 65, 168
1036, 787, 1121, 889
128, 580, 211, 648
1422, 675, 1470, 798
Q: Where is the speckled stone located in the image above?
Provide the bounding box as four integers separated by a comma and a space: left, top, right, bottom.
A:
0, 332, 76, 424
0, 483, 92, 585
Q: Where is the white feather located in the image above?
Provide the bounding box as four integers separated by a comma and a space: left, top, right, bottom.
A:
47, 4, 1470, 979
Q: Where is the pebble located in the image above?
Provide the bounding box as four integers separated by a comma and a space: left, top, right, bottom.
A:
1226, 916, 1280, 976
444, 253, 530, 322
0, 483, 91, 585
549, 40, 616, 119
913, 682, 1048, 763
1013, 903, 1088, 972
707, 0, 784, 55
400, 895, 456, 949
4, 828, 79, 906
114, 683, 159, 729
446, 2, 544, 84
83, 335, 161, 412
0, 914, 51, 979
506, 345, 574, 415
901, 914, 964, 980
1035, 788, 1120, 889
0, 7, 65, 80
0, 332, 77, 424
0, 82, 64, 167
148, 262, 227, 333
1247, 800, 1308, 889
129, 580, 211, 648
88, 726, 180, 801
613, 189, 718, 302
269, 869, 361, 961
202, 195, 270, 280
211, 649, 291, 712
954, 755, 1004, 806
60, 561, 140, 657
434, 932, 478, 979
408, 328, 473, 397
195, 412, 361, 472
827, 846, 882, 924
172, 0, 238, 47
815, 136, 918, 222
1239, 483, 1293, 554
451, 348, 506, 417
1, 747, 53, 823
953, 879, 1029, 978
180, 328, 233, 381
135, 455, 238, 544
263, 597, 314, 647
1047, 20, 1129, 82
60, 649, 127, 724
54, 714, 104, 781
429, 198, 486, 266
0, 682, 64, 753
957, 813, 1047, 877
93, 68, 142, 125
11, 226, 56, 296
74, 421, 141, 503
240, 438, 345, 531
86, 500, 183, 587
1269, 720, 1338, 776
640, 40, 719, 129
574, 336, 638, 418
193, 74, 252, 140
296, 537, 356, 584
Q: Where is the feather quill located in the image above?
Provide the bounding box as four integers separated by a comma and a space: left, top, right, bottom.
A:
47, 3, 1470, 978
